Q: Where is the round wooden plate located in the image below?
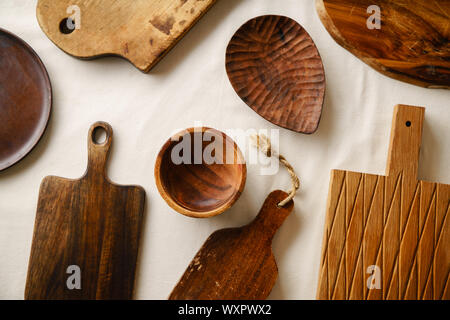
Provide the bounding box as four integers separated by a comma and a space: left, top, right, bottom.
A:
226, 15, 326, 134
0, 28, 52, 171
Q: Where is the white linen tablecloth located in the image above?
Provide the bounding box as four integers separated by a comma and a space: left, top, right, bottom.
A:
0, 0, 449, 300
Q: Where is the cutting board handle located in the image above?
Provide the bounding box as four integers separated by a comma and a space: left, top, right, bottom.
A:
386, 105, 424, 178
247, 190, 294, 241
87, 122, 113, 178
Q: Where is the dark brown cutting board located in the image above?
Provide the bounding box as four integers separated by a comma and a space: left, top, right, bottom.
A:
25, 122, 145, 300
317, 105, 449, 300
316, 0, 450, 88
169, 190, 293, 300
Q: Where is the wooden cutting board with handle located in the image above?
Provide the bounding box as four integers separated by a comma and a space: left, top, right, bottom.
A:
36, 0, 217, 72
169, 190, 293, 300
317, 105, 449, 300
316, 0, 450, 89
25, 122, 146, 300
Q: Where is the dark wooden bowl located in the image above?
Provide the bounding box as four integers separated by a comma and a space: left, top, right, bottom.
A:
226, 15, 325, 134
155, 128, 246, 218
0, 28, 52, 171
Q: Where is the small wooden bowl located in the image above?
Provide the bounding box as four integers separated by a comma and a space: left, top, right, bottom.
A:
155, 128, 246, 218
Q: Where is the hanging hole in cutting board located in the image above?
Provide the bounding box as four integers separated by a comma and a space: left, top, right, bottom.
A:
406, 121, 412, 127
59, 18, 75, 34
92, 126, 108, 145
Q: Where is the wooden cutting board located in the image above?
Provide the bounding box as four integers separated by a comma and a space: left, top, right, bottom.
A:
169, 190, 294, 300
36, 0, 217, 72
317, 105, 449, 300
25, 122, 146, 300
316, 0, 450, 89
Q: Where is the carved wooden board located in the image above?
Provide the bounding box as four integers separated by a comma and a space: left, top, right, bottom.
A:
316, 0, 450, 89
169, 191, 293, 300
36, 0, 217, 72
25, 122, 146, 300
226, 15, 326, 133
317, 105, 449, 300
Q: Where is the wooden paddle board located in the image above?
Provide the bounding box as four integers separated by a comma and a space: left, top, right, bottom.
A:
36, 0, 217, 72
317, 105, 449, 300
169, 190, 294, 300
25, 122, 146, 300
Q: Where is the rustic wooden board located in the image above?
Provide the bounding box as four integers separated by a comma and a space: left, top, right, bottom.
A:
169, 190, 294, 300
317, 105, 450, 300
226, 15, 326, 133
25, 122, 146, 300
316, 0, 450, 89
36, 0, 217, 72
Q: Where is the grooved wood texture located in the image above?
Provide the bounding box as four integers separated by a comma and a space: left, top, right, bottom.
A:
317, 105, 450, 300
316, 0, 450, 89
226, 15, 326, 133
25, 122, 146, 300
169, 190, 293, 300
36, 0, 217, 72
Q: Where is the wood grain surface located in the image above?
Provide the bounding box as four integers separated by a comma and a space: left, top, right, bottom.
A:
317, 105, 450, 300
169, 190, 294, 300
36, 0, 217, 72
0, 28, 52, 171
226, 15, 326, 134
316, 0, 450, 89
25, 122, 146, 300
155, 127, 246, 218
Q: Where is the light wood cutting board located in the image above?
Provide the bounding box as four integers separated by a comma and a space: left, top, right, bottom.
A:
25, 122, 146, 300
36, 0, 217, 72
317, 105, 449, 300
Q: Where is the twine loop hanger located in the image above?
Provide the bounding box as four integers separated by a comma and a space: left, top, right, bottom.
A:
250, 134, 300, 207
